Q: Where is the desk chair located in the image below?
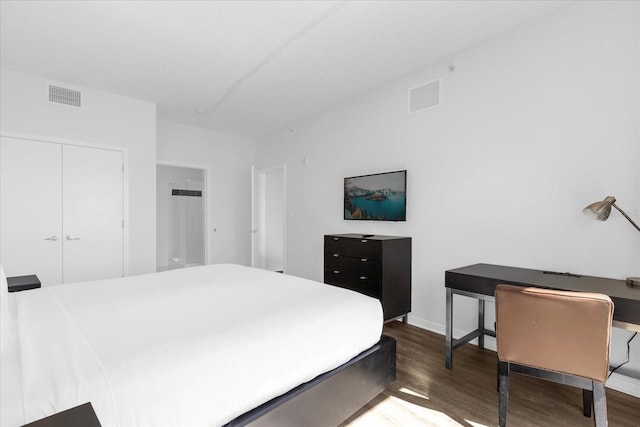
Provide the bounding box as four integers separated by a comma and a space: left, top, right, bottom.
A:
495, 284, 613, 427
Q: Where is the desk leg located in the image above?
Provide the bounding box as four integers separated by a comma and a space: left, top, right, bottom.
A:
478, 299, 485, 349
445, 288, 453, 369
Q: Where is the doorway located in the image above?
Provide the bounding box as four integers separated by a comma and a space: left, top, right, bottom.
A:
156, 164, 207, 272
252, 165, 286, 272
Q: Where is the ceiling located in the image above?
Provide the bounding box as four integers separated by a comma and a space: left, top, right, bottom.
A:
0, 1, 565, 138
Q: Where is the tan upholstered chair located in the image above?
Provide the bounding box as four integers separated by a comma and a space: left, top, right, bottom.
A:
495, 284, 613, 427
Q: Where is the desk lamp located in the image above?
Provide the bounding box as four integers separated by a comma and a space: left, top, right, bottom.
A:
583, 196, 640, 286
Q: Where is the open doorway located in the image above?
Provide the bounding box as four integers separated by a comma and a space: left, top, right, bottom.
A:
156, 164, 207, 272
252, 165, 286, 272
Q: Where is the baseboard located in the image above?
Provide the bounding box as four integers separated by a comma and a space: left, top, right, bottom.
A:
403, 314, 640, 398
607, 371, 640, 397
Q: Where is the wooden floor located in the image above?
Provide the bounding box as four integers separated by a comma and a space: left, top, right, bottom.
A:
341, 322, 640, 427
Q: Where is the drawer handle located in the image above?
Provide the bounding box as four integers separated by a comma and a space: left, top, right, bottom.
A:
333, 253, 339, 257
333, 270, 340, 274
361, 258, 368, 262
359, 276, 368, 280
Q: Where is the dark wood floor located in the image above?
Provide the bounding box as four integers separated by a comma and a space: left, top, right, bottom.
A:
342, 322, 640, 426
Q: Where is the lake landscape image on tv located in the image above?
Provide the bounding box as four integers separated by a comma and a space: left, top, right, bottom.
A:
344, 170, 406, 221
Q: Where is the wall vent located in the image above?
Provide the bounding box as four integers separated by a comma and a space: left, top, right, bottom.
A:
408, 80, 439, 113
49, 85, 81, 107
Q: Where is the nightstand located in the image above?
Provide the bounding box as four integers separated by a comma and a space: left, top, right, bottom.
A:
7, 274, 41, 292
23, 402, 101, 427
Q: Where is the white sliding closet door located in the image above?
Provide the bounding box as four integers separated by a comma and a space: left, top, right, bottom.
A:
63, 145, 124, 283
1, 137, 63, 285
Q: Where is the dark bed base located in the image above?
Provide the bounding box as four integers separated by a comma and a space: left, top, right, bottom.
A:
224, 335, 396, 427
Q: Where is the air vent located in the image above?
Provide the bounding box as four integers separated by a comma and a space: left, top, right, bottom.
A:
49, 85, 81, 107
409, 80, 440, 113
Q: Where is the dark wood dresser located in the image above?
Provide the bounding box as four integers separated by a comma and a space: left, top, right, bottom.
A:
324, 234, 411, 321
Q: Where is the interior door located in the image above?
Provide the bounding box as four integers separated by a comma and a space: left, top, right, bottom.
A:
62, 145, 124, 283
0, 136, 63, 285
251, 166, 285, 272
264, 168, 284, 272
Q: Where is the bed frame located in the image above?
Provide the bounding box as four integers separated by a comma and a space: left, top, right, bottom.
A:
224, 335, 396, 427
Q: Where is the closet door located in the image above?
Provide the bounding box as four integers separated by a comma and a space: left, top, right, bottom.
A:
0, 137, 63, 285
63, 145, 124, 283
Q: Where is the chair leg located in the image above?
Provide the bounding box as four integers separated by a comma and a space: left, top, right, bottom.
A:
592, 381, 608, 427
583, 389, 593, 418
498, 361, 509, 427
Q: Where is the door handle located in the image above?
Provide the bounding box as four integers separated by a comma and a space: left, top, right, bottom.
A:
66, 235, 80, 240
43, 235, 58, 241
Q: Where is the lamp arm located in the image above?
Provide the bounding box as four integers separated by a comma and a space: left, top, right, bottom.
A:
612, 203, 640, 233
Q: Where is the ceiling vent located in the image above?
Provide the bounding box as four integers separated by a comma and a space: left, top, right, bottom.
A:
49, 85, 81, 107
408, 80, 440, 113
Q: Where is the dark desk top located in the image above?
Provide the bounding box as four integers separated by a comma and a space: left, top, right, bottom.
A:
326, 233, 410, 241
445, 263, 640, 326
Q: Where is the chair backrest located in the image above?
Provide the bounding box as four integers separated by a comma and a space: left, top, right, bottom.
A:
495, 284, 613, 382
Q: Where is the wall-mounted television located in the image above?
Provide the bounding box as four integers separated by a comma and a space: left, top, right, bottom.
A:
344, 170, 406, 221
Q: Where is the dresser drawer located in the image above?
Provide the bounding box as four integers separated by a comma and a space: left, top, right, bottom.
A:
325, 256, 380, 277
324, 267, 381, 299
325, 235, 381, 260
324, 251, 379, 267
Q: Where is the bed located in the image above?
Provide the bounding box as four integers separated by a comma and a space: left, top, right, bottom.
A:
0, 264, 395, 426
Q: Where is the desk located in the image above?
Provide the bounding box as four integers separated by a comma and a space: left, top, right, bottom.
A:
445, 263, 640, 370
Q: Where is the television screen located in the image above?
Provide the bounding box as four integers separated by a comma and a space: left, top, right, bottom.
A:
344, 170, 406, 221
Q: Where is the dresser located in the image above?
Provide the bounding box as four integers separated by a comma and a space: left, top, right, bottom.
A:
324, 234, 411, 321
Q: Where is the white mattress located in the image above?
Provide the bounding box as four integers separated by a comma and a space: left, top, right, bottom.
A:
0, 264, 383, 426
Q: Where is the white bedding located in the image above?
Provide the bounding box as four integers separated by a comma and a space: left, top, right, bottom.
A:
0, 264, 383, 426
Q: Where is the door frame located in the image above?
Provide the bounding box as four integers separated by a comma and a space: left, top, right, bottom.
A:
0, 130, 130, 277
251, 164, 286, 272
156, 160, 210, 267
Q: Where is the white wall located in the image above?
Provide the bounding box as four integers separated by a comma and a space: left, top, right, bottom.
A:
0, 69, 157, 276
257, 2, 640, 393
157, 120, 255, 266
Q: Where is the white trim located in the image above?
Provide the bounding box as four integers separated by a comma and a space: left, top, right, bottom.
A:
282, 164, 287, 273
251, 164, 287, 273
122, 151, 130, 277
0, 131, 123, 152
608, 370, 640, 397
1, 130, 130, 278
156, 161, 210, 267
250, 166, 257, 268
